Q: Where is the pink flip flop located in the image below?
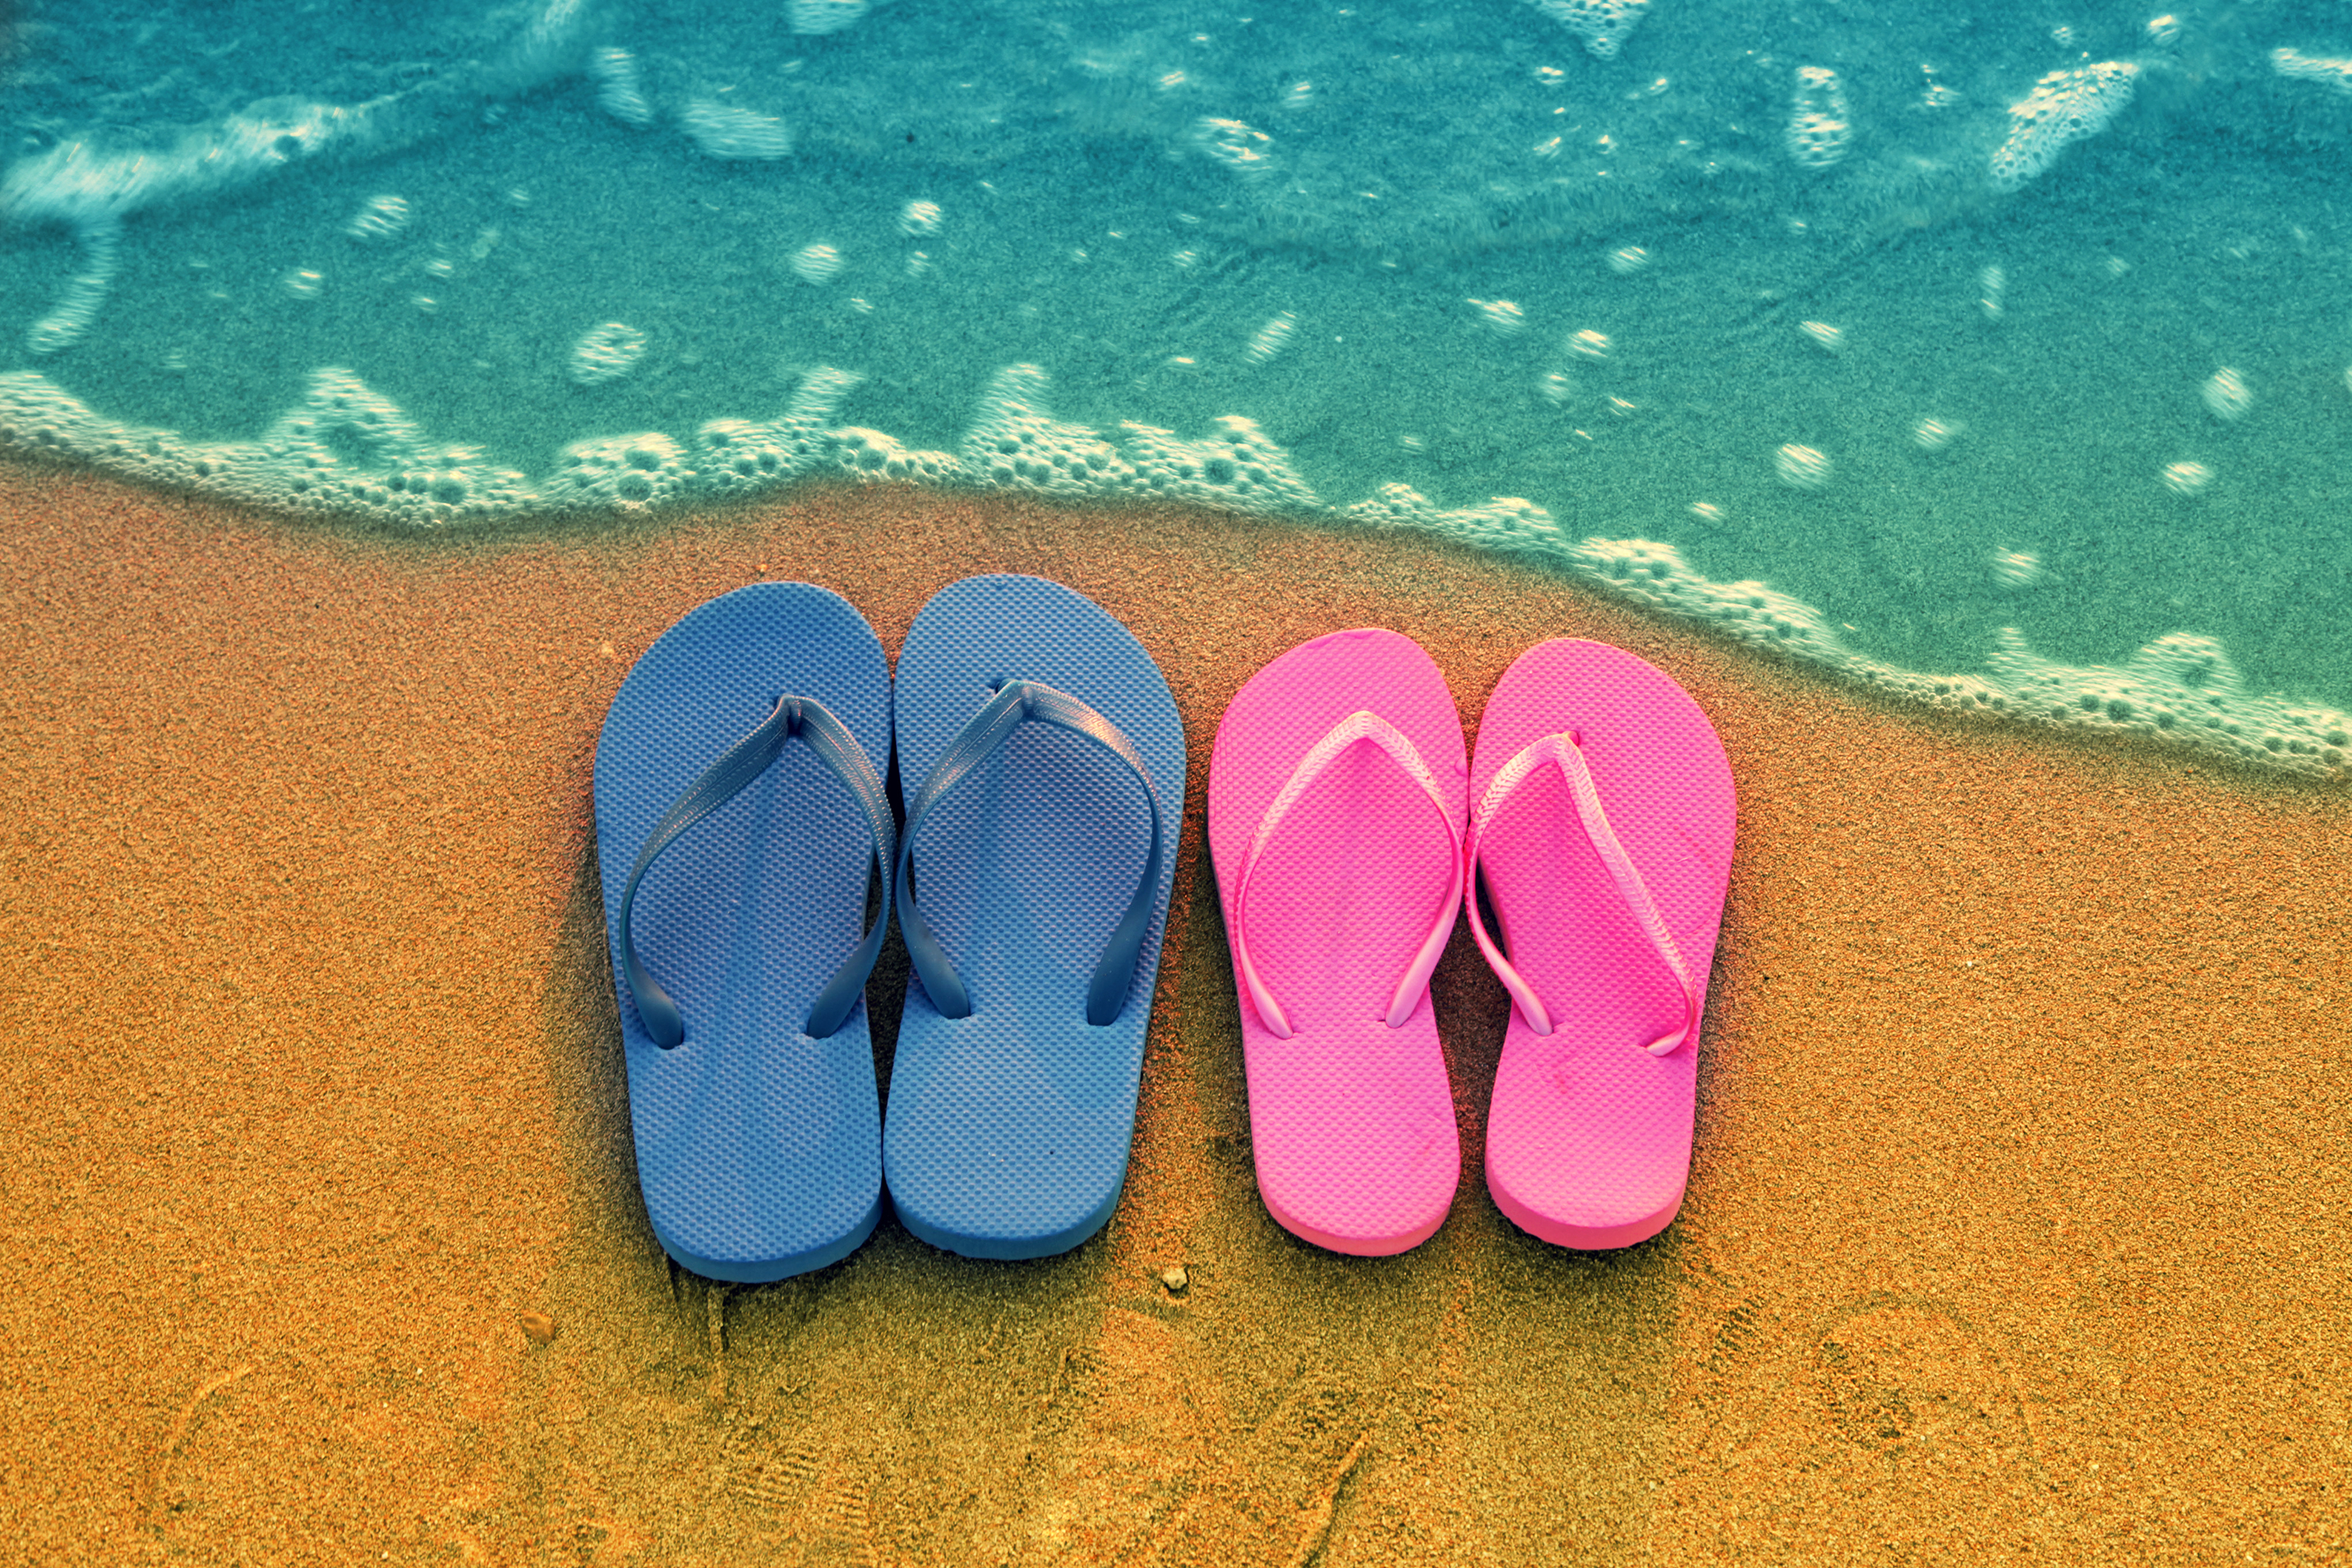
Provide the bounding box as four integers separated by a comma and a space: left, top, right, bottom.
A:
1466, 640, 1736, 1250
1208, 629, 1467, 1256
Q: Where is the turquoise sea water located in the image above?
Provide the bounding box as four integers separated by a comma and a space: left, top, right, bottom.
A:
5, 0, 2350, 774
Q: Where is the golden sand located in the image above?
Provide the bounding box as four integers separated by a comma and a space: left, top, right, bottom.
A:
2, 463, 2344, 1563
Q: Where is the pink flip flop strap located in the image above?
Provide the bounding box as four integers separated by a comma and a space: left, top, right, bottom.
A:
1464, 730, 1696, 1056
1232, 710, 1465, 1040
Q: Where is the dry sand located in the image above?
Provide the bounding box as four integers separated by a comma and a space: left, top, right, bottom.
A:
1, 460, 2345, 1565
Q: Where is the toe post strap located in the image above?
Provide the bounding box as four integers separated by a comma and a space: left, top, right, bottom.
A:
895, 680, 1169, 1026
1230, 710, 1465, 1040
1465, 729, 1697, 1056
619, 693, 896, 1048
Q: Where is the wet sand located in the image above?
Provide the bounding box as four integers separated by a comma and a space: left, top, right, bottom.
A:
2, 461, 2345, 1564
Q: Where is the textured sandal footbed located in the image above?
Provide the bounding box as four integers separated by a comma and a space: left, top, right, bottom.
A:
593, 582, 890, 1283
884, 574, 1185, 1261
1207, 628, 1466, 1257
1472, 638, 1735, 1250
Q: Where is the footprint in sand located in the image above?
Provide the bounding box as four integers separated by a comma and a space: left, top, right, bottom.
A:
718, 1421, 884, 1563
1065, 1348, 1399, 1566
1680, 1295, 2050, 1552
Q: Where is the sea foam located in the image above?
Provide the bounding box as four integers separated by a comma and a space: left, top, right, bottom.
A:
0, 365, 2336, 782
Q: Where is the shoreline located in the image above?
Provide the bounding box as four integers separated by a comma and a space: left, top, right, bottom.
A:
4, 381, 2347, 791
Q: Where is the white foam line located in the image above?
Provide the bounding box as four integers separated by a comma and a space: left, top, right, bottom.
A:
26, 220, 122, 357
0, 361, 2343, 781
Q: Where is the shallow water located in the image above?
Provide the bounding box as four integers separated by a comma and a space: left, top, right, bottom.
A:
5, 0, 2350, 774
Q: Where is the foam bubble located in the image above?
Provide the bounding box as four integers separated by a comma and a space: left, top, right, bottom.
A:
1567, 538, 1856, 662
2271, 48, 2352, 97
681, 102, 792, 160
1191, 118, 1278, 179
260, 372, 416, 457
346, 195, 412, 243
247, 369, 535, 521
0, 368, 534, 523
1527, 0, 1651, 60
1118, 416, 1319, 515
1345, 485, 1567, 560
568, 322, 648, 386
790, 243, 846, 285
1560, 535, 2348, 778
1991, 550, 2043, 589
26, 219, 121, 357
0, 371, 161, 463
1986, 630, 2349, 775
1787, 67, 1853, 170
1243, 311, 1298, 364
2162, 460, 2214, 496
4, 97, 408, 230
695, 367, 874, 493
956, 365, 1318, 515
1912, 416, 1962, 452
791, 0, 872, 37
821, 427, 964, 485
545, 433, 694, 510
2201, 368, 2252, 421
1989, 64, 2137, 193
589, 48, 655, 129
962, 365, 1139, 496
1774, 444, 1832, 488
1472, 299, 1528, 336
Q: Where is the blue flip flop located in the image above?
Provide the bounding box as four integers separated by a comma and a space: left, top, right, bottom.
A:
593, 582, 895, 1282
885, 575, 1185, 1259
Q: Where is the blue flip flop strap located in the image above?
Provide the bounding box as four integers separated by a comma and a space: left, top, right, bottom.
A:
619, 693, 897, 1047
895, 680, 1167, 1028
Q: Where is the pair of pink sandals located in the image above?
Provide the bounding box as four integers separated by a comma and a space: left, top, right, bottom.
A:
1208, 632, 1737, 1255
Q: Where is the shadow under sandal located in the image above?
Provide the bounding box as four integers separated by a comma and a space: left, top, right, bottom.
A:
884, 574, 1185, 1261
1467, 638, 1737, 1251
593, 582, 895, 1283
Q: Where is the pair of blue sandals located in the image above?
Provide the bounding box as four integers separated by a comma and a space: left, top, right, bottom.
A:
593, 575, 1184, 1281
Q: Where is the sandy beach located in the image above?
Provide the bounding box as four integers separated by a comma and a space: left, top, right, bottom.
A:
2, 459, 2344, 1565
